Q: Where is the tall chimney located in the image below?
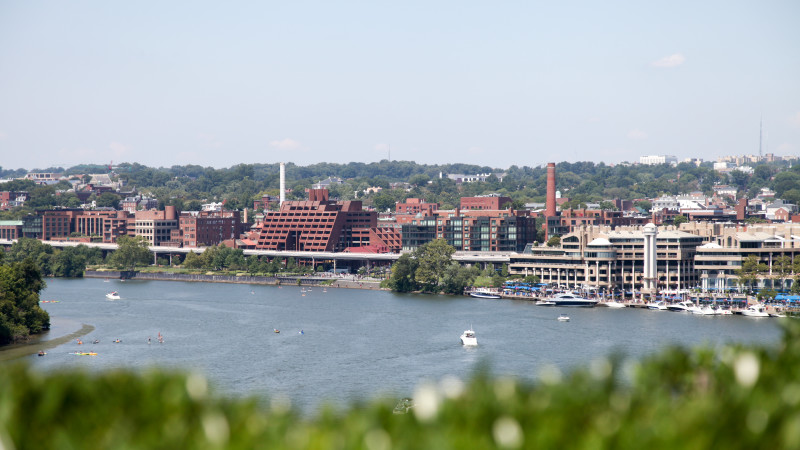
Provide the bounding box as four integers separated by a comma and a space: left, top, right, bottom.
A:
545, 162, 557, 217
279, 162, 286, 206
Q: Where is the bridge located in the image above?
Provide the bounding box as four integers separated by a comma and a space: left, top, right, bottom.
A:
0, 239, 512, 269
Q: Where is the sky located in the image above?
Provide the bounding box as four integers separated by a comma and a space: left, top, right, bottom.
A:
1, 1, 799, 171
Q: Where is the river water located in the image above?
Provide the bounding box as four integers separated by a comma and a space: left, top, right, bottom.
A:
19, 278, 785, 412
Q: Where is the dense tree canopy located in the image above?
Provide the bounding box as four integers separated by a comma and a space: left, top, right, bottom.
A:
0, 259, 50, 344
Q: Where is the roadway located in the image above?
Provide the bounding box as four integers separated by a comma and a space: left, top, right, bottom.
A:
0, 239, 513, 266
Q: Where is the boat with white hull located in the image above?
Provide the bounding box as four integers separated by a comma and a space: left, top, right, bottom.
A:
602, 301, 626, 309
666, 301, 694, 312
460, 329, 477, 346
469, 290, 501, 299
547, 292, 598, 307
742, 304, 769, 317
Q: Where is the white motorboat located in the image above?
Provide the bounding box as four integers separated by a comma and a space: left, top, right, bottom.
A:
535, 300, 556, 306
548, 292, 598, 307
460, 329, 478, 346
692, 306, 720, 316
602, 301, 626, 309
647, 302, 668, 311
667, 301, 694, 312
557, 314, 570, 322
105, 291, 120, 300
469, 290, 501, 299
742, 304, 769, 317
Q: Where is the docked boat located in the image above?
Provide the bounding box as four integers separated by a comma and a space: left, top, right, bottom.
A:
666, 301, 694, 312
548, 292, 598, 307
742, 304, 770, 317
647, 301, 668, 311
460, 328, 477, 346
601, 301, 626, 309
535, 300, 556, 306
105, 291, 120, 300
557, 314, 570, 322
692, 306, 720, 316
469, 290, 501, 299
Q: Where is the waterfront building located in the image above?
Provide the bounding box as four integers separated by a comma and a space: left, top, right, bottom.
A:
508, 224, 702, 294
179, 210, 241, 248
134, 206, 179, 246
691, 223, 800, 293
401, 209, 536, 252
255, 188, 378, 252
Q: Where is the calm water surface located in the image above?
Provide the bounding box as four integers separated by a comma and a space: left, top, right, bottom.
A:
23, 278, 784, 412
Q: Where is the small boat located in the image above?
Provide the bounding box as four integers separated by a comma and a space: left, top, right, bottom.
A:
557, 314, 570, 322
106, 291, 120, 300
535, 300, 556, 306
469, 290, 501, 299
40, 300, 60, 303
742, 304, 770, 317
460, 328, 477, 346
71, 352, 98, 356
274, 329, 280, 334
37, 351, 46, 356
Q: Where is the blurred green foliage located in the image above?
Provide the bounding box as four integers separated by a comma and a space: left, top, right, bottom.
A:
4, 322, 800, 448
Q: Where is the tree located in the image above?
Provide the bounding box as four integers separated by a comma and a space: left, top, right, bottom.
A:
673, 215, 688, 226
110, 236, 151, 271
547, 236, 561, 247
634, 200, 652, 212
440, 263, 479, 295
413, 239, 456, 292
737, 254, 767, 293
773, 255, 793, 292
96, 192, 122, 209
388, 254, 418, 293
0, 259, 50, 344
598, 201, 617, 211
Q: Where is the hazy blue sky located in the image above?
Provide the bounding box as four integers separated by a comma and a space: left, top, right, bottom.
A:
1, 1, 798, 170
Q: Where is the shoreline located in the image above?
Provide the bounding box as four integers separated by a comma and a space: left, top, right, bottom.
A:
0, 319, 95, 362
84, 269, 385, 290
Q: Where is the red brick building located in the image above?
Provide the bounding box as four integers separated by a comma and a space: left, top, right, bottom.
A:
255, 189, 378, 252
0, 191, 28, 210
179, 210, 241, 248
460, 195, 512, 211
395, 198, 439, 215
0, 221, 23, 240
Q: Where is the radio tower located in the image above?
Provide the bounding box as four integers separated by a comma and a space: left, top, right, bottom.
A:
759, 116, 763, 160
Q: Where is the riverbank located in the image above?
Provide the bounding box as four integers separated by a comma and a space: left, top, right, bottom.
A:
84, 270, 385, 290
0, 319, 95, 362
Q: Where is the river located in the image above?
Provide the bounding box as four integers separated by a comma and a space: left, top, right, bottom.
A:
14, 278, 785, 412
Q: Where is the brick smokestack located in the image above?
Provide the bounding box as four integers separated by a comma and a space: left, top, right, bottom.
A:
545, 162, 557, 217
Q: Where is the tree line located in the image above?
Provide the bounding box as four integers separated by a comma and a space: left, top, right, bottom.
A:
4, 159, 798, 220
